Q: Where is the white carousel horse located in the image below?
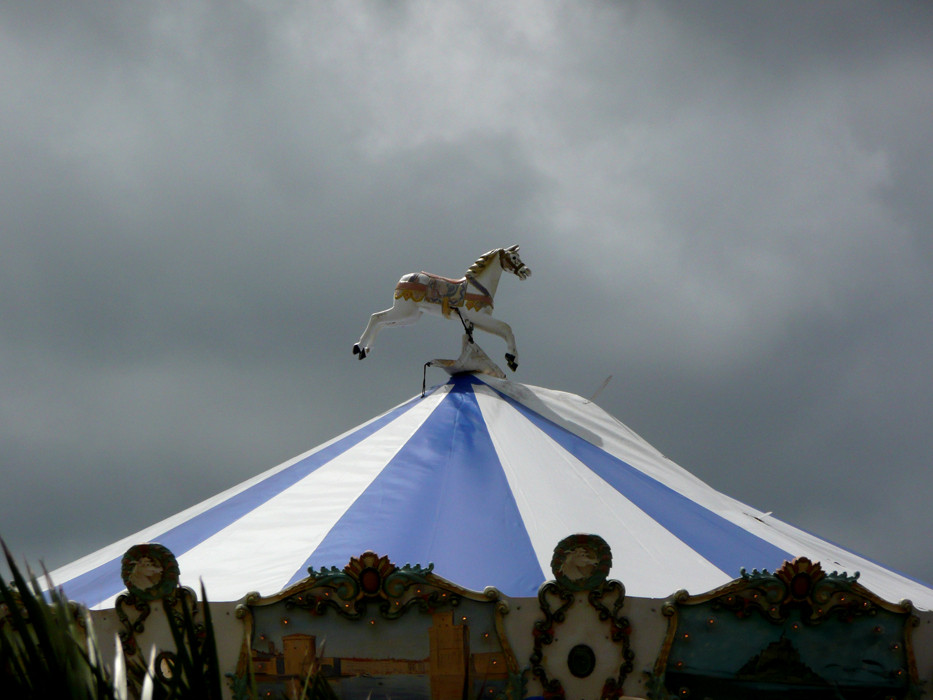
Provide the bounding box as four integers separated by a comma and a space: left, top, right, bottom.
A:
353, 245, 531, 371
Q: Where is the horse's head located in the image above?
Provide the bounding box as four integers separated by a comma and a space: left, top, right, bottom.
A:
499, 245, 532, 280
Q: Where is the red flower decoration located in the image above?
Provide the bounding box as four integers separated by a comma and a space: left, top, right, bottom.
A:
776, 557, 825, 601
344, 551, 396, 597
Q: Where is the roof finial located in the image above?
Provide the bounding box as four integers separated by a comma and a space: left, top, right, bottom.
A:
353, 246, 531, 373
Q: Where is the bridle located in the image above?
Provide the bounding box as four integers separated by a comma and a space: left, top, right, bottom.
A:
499, 248, 528, 277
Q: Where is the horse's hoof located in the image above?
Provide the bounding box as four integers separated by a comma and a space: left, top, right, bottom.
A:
353, 344, 367, 360
505, 353, 518, 371
353, 344, 360, 355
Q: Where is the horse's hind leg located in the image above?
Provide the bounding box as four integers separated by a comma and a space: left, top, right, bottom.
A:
466, 314, 519, 370
353, 301, 421, 359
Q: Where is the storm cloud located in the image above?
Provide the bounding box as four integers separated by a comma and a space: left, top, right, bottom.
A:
2, 1, 931, 591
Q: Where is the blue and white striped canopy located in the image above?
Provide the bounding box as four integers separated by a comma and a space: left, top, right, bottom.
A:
51, 374, 933, 610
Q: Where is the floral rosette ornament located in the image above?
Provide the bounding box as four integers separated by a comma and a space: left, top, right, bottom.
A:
299, 551, 440, 620
776, 557, 826, 603
344, 551, 397, 600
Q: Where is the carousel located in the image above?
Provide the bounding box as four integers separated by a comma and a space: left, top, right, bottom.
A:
34, 248, 933, 698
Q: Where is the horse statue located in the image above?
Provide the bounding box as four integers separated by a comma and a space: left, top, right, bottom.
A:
353, 245, 531, 371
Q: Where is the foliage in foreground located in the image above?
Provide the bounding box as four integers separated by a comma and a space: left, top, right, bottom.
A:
1, 542, 117, 699
0, 543, 335, 700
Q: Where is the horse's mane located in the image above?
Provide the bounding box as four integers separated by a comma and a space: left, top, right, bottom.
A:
466, 248, 500, 276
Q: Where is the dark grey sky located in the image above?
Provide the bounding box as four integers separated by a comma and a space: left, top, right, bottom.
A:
2, 2, 932, 591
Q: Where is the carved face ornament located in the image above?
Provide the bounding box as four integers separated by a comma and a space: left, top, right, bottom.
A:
128, 556, 164, 591
560, 546, 599, 582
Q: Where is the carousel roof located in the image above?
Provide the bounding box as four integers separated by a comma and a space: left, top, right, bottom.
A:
51, 373, 933, 610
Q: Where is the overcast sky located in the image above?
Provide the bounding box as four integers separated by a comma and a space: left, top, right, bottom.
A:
2, 2, 932, 594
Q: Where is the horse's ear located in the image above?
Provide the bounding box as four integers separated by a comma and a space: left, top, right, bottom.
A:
507, 244, 519, 252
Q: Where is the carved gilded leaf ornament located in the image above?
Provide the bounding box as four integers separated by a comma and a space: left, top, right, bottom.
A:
285, 551, 445, 620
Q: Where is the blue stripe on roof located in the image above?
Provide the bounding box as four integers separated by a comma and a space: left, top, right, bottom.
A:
292, 374, 544, 595
490, 383, 794, 578
59, 392, 428, 606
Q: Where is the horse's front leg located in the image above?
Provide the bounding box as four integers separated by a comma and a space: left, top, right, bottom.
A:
467, 314, 519, 371
354, 302, 421, 359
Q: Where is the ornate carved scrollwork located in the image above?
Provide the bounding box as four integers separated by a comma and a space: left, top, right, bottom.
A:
115, 543, 185, 658
530, 581, 576, 697
114, 543, 210, 696
530, 534, 634, 700
284, 551, 449, 620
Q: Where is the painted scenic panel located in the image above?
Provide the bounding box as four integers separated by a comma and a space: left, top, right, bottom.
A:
245, 597, 513, 700
663, 605, 910, 699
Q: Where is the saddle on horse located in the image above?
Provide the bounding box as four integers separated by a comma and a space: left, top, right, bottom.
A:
395, 272, 492, 316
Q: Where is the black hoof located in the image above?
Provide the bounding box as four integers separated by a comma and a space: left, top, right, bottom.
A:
505, 353, 518, 371
353, 344, 367, 360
